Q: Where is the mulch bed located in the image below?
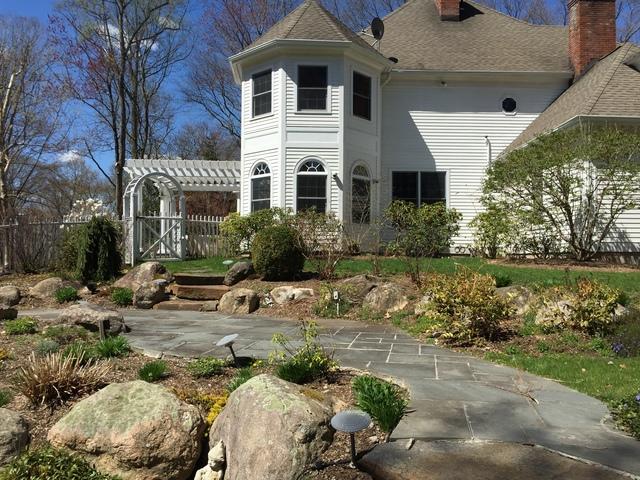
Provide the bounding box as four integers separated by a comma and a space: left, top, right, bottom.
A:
0, 322, 380, 480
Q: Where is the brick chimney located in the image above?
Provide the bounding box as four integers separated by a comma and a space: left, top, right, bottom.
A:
569, 0, 617, 76
435, 0, 460, 21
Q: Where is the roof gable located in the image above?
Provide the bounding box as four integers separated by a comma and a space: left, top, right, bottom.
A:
507, 43, 640, 152
362, 0, 570, 73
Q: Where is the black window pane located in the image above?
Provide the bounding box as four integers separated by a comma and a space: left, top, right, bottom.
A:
297, 175, 326, 198
252, 177, 270, 201
253, 70, 271, 95
352, 177, 370, 223
297, 198, 326, 212
253, 93, 271, 117
354, 72, 371, 97
299, 66, 327, 88
420, 172, 446, 204
353, 94, 371, 120
298, 89, 327, 110
392, 172, 418, 205
251, 199, 270, 212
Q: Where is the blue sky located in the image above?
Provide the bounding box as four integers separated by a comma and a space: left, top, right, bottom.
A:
1, 0, 54, 22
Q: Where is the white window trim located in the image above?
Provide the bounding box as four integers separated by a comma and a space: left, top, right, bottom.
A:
294, 64, 332, 115
390, 169, 450, 207
251, 69, 273, 119
250, 161, 272, 211
294, 157, 331, 213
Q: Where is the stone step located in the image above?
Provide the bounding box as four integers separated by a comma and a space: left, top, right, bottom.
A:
171, 284, 231, 301
173, 273, 226, 286
153, 300, 205, 312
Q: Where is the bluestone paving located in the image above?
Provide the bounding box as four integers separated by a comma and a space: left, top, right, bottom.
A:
23, 308, 640, 477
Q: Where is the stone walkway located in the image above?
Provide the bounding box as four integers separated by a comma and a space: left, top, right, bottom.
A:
27, 308, 640, 477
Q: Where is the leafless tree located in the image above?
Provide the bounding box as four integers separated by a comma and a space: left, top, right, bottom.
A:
52, 0, 189, 219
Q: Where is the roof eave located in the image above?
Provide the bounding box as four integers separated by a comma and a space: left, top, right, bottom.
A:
389, 69, 574, 83
229, 39, 392, 83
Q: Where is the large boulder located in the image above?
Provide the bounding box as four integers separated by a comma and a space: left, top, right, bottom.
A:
56, 303, 127, 334
497, 286, 535, 316
30, 277, 65, 299
338, 274, 381, 300
270, 286, 314, 305
0, 408, 29, 466
0, 286, 20, 307
209, 374, 334, 480
133, 280, 167, 309
363, 283, 409, 314
114, 262, 169, 291
218, 288, 259, 314
48, 381, 204, 480
223, 262, 254, 286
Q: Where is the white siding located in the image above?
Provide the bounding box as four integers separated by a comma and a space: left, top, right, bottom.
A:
380, 80, 567, 247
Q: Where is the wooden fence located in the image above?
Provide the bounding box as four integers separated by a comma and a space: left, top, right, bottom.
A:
0, 214, 227, 273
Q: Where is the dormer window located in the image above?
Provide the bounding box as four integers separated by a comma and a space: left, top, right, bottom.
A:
298, 66, 328, 111
252, 70, 272, 117
353, 72, 372, 120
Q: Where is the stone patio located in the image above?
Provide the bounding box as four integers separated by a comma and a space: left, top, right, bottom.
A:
26, 308, 640, 477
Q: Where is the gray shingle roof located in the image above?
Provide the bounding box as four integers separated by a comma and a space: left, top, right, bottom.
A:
364, 0, 570, 72
247, 0, 381, 55
507, 43, 640, 152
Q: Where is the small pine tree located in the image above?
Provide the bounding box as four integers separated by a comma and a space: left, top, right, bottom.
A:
75, 217, 122, 282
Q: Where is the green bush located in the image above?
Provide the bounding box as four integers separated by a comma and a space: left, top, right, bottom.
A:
271, 321, 336, 384
55, 286, 79, 304
610, 309, 640, 357
253, 225, 304, 281
138, 360, 167, 382
0, 389, 12, 407
385, 201, 461, 285
227, 367, 254, 393
418, 268, 513, 343
95, 336, 130, 359
5, 317, 37, 335
62, 341, 97, 364
352, 375, 408, 441
0, 445, 121, 480
58, 217, 122, 282
220, 208, 288, 254
469, 202, 514, 259
610, 395, 640, 440
186, 357, 226, 378
43, 325, 88, 345
110, 287, 133, 307
35, 339, 61, 356
492, 273, 512, 288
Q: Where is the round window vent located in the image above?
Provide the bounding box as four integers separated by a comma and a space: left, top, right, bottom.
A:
502, 97, 517, 113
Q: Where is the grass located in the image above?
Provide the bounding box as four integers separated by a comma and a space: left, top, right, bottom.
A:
352, 375, 408, 440
0, 389, 12, 407
94, 336, 130, 359
138, 360, 167, 382
163, 256, 640, 295
485, 351, 640, 404
5, 317, 38, 335
227, 367, 254, 393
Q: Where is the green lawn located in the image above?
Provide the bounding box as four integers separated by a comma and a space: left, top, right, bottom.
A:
485, 351, 640, 404
164, 255, 640, 294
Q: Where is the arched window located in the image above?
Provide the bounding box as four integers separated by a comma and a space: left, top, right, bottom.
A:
352, 165, 371, 224
296, 159, 327, 212
251, 162, 271, 211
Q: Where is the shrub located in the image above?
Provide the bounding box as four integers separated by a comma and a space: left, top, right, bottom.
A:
0, 389, 12, 407
5, 317, 37, 335
94, 336, 130, 359
220, 208, 287, 254
205, 394, 228, 426
610, 310, 640, 357
43, 325, 88, 344
110, 287, 133, 307
271, 321, 336, 384
138, 360, 167, 382
352, 375, 408, 441
610, 394, 640, 440
35, 339, 61, 356
385, 201, 461, 285
252, 225, 304, 281
58, 216, 122, 282
469, 202, 514, 258
62, 341, 97, 364
0, 445, 120, 480
13, 352, 109, 406
186, 357, 226, 378
492, 273, 512, 288
418, 268, 513, 343
54, 286, 79, 304
227, 367, 254, 393
312, 284, 355, 318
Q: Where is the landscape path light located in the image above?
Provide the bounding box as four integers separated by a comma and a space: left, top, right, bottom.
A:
216, 333, 239, 365
331, 410, 372, 468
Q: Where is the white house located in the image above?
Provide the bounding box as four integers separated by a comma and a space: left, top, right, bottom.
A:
229, 0, 640, 252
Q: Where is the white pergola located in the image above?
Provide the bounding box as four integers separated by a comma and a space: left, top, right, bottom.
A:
123, 159, 241, 264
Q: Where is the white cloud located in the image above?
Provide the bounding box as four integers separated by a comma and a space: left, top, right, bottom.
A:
58, 150, 82, 164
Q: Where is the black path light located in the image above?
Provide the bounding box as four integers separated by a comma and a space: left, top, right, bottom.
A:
216, 333, 239, 365
331, 410, 372, 468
